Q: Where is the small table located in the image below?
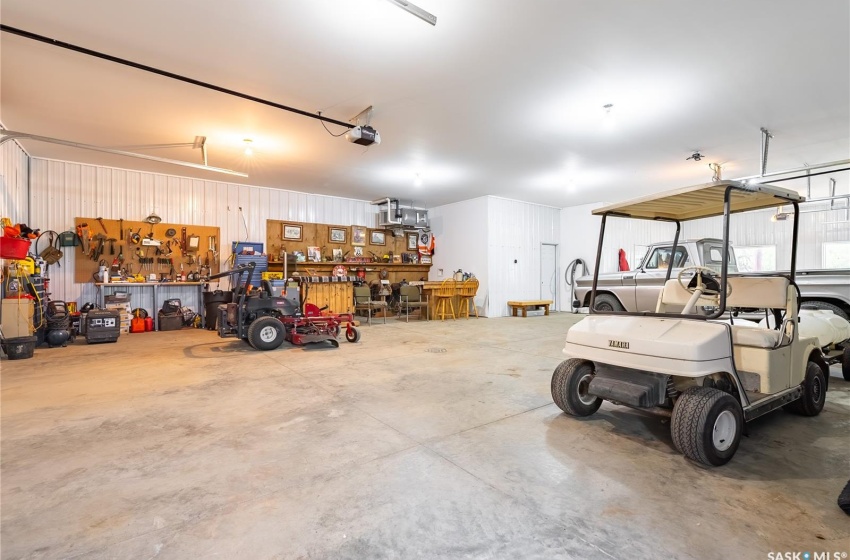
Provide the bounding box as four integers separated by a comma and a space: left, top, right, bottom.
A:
507, 300, 553, 317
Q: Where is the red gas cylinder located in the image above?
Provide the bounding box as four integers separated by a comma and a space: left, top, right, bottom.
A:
144, 316, 154, 332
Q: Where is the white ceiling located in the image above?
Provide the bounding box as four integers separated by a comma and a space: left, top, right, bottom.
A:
1, 0, 848, 207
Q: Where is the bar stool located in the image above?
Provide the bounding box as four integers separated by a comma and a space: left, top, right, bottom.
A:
457, 278, 479, 318
433, 278, 456, 320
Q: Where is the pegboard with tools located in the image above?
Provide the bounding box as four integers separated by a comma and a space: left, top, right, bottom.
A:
72, 217, 221, 283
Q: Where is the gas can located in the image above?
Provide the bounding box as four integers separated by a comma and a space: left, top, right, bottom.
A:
144, 316, 154, 332
130, 317, 146, 333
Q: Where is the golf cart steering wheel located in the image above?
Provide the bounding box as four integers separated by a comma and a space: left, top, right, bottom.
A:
677, 266, 732, 298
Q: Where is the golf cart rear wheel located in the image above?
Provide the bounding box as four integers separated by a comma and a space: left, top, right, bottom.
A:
843, 347, 850, 382
671, 387, 743, 467
247, 316, 285, 351
592, 294, 624, 312
345, 327, 361, 343
785, 361, 827, 416
551, 359, 602, 417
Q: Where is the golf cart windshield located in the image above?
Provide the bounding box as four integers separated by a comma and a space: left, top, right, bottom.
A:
589, 180, 804, 320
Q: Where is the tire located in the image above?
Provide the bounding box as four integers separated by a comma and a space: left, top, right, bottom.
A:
247, 316, 285, 351
801, 300, 849, 321
842, 347, 850, 382
592, 294, 624, 312
551, 359, 602, 417
671, 386, 743, 467
785, 361, 827, 416
345, 327, 361, 343
839, 479, 850, 515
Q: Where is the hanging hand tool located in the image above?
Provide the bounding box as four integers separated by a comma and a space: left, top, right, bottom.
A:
119, 219, 124, 240
118, 245, 125, 265
96, 217, 108, 234
180, 227, 188, 254
107, 238, 117, 255
130, 228, 142, 245
209, 235, 218, 265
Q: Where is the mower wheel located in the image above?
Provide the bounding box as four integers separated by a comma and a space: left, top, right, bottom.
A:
247, 316, 285, 351
671, 386, 743, 467
345, 327, 361, 343
843, 347, 850, 382
551, 359, 601, 417
785, 361, 827, 416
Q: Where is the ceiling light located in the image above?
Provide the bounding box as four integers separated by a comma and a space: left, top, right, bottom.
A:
413, 173, 423, 187
385, 0, 437, 25
243, 139, 253, 156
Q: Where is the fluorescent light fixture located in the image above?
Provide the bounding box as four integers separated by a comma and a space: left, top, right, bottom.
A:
385, 0, 437, 25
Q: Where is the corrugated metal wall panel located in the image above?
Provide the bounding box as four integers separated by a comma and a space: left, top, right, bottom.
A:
0, 139, 29, 224
684, 204, 850, 270
28, 158, 376, 309
487, 197, 560, 317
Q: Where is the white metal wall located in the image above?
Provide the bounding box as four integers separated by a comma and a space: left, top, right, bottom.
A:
428, 197, 489, 315
684, 203, 850, 270
29, 158, 376, 310
487, 197, 560, 317
0, 139, 30, 224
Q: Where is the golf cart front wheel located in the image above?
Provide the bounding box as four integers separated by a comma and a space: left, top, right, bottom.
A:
551, 359, 602, 417
671, 387, 743, 467
785, 361, 827, 416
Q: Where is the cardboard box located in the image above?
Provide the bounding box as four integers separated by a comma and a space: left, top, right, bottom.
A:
1, 299, 34, 337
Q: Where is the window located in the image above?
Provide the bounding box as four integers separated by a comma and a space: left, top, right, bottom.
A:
644, 247, 689, 270
735, 245, 776, 272
704, 244, 738, 273
822, 241, 850, 268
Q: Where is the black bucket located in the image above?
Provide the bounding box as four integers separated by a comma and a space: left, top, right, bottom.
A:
1, 335, 37, 360
203, 290, 233, 330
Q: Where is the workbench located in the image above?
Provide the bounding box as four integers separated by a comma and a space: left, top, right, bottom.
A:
95, 282, 207, 330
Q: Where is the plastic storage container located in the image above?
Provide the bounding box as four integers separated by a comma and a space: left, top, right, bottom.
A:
0, 237, 31, 260
203, 290, 233, 330
158, 311, 183, 331
1, 335, 36, 359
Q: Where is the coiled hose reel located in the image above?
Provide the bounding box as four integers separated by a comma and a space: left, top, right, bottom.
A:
565, 258, 589, 313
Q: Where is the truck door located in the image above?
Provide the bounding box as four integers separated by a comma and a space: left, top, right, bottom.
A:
634, 246, 691, 312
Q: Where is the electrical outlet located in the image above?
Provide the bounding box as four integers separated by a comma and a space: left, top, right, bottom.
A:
438, 268, 443, 276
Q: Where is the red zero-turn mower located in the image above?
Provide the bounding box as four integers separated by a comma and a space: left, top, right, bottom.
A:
208, 262, 360, 350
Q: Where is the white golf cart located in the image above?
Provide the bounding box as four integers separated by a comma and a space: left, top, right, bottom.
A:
553, 180, 832, 466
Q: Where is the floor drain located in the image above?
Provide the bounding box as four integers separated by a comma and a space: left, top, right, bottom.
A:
426, 347, 447, 353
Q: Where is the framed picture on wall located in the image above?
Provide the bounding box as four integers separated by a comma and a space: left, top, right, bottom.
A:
283, 224, 302, 241
407, 233, 418, 250
370, 230, 386, 246
329, 227, 347, 244
351, 225, 367, 246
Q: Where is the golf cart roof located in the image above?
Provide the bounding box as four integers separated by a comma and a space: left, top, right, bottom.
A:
592, 180, 804, 221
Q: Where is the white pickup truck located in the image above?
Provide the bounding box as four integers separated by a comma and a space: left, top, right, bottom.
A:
574, 238, 850, 319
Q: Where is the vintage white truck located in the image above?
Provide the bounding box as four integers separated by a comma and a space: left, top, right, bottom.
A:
573, 238, 850, 319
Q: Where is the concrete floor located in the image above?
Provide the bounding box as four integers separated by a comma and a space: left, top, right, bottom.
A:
1, 313, 848, 559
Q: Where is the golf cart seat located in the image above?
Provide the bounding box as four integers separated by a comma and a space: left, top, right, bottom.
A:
658, 276, 792, 349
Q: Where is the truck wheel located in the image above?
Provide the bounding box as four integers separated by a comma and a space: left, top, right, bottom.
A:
785, 361, 827, 416
593, 294, 624, 312
247, 316, 285, 351
671, 387, 743, 467
801, 300, 848, 320
551, 359, 602, 417
842, 347, 850, 382
345, 327, 361, 343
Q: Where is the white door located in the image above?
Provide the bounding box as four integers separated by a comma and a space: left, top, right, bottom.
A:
541, 243, 558, 309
